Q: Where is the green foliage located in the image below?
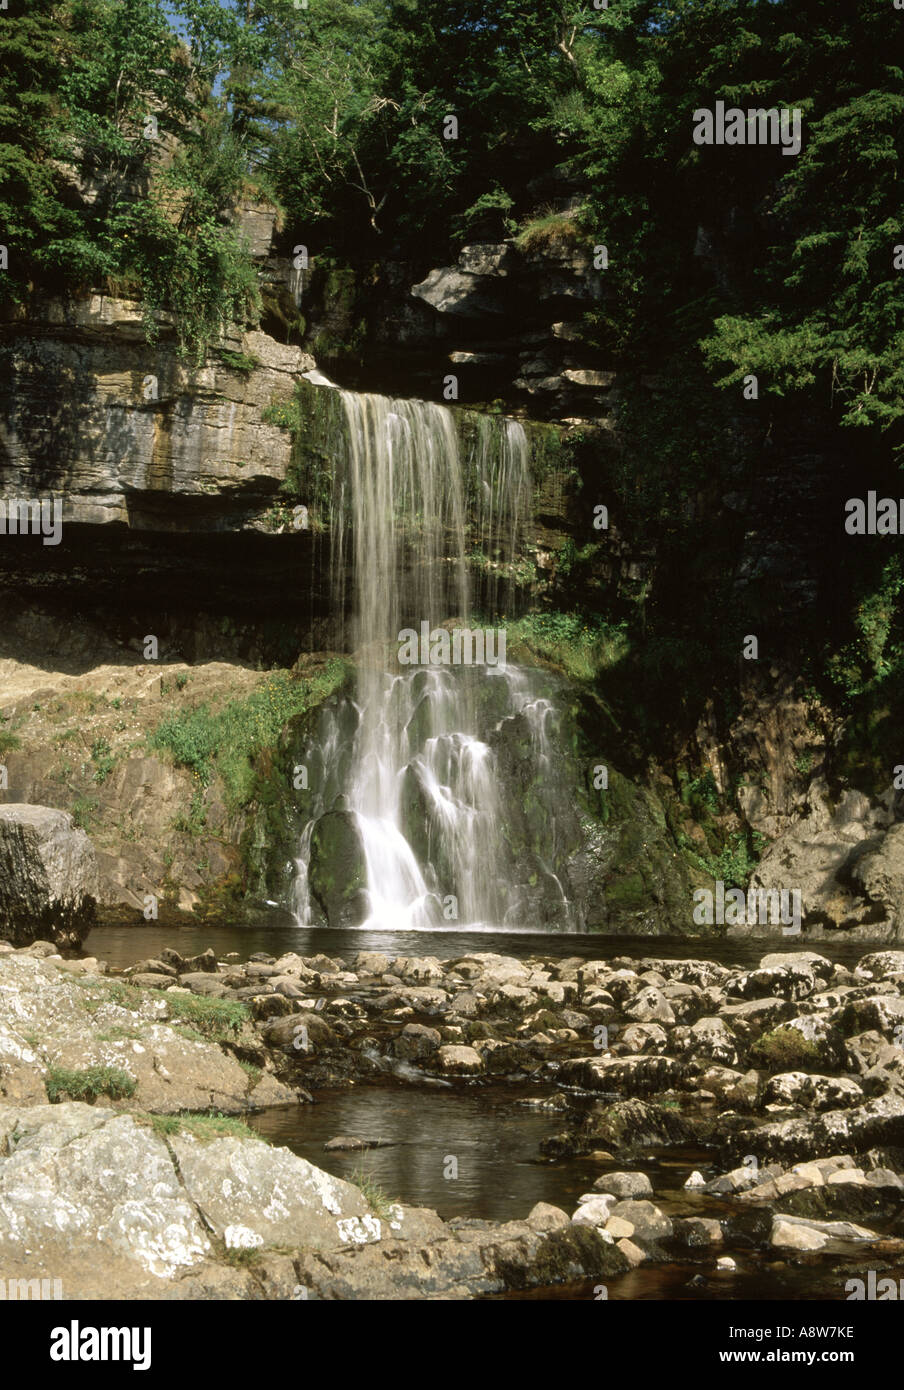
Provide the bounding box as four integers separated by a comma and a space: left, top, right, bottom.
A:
683, 830, 767, 891
679, 770, 720, 819
157, 991, 249, 1043
515, 212, 582, 255
45, 1064, 136, 1103
509, 611, 629, 684
824, 555, 904, 702
0, 729, 21, 755
149, 662, 348, 806
218, 349, 260, 374
71, 797, 101, 830
90, 736, 116, 784
149, 1111, 263, 1142
349, 1166, 398, 1221
98, 981, 144, 1011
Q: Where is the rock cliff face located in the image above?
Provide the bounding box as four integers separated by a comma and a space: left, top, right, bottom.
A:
0, 297, 314, 532
300, 228, 617, 416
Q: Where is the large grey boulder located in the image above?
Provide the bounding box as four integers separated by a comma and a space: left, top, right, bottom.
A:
0, 1102, 377, 1298
0, 805, 98, 947
748, 784, 903, 939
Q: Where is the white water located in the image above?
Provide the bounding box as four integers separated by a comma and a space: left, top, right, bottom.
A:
294, 387, 575, 931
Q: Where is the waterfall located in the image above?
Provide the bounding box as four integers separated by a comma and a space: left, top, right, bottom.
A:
293, 386, 578, 931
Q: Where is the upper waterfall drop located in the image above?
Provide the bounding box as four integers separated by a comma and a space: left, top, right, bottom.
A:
293, 384, 579, 932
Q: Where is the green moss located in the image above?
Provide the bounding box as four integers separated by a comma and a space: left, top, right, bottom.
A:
604, 870, 647, 910
751, 1027, 822, 1072
217, 349, 259, 374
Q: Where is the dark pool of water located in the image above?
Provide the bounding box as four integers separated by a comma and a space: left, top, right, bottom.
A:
83, 921, 886, 973
247, 1086, 904, 1301
248, 1084, 618, 1223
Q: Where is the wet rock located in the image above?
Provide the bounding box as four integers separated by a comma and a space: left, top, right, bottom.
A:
617, 1237, 646, 1266
260, 1011, 335, 1051
728, 963, 820, 1003
704, 1166, 762, 1196
841, 994, 904, 1040
621, 1022, 669, 1054
353, 951, 392, 976
393, 1023, 442, 1061
855, 951, 904, 981
735, 1094, 904, 1165
571, 1195, 617, 1227
542, 1098, 690, 1158
770, 1214, 878, 1250
250, 990, 308, 1020
129, 972, 178, 990
323, 1136, 395, 1152
719, 997, 797, 1038
395, 955, 445, 985
752, 1014, 848, 1071
763, 1072, 864, 1110
297, 1210, 629, 1298
178, 973, 229, 998
182, 948, 219, 974
130, 958, 178, 978
674, 1217, 723, 1247
609, 1199, 673, 1246
308, 812, 369, 928
686, 1017, 739, 1065
558, 1054, 686, 1097
394, 986, 450, 1015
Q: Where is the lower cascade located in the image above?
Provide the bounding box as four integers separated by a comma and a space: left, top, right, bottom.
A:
292, 387, 581, 931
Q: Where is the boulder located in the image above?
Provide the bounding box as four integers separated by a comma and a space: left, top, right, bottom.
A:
0, 1101, 374, 1297
434, 1045, 484, 1075
0, 805, 97, 948
592, 1171, 653, 1199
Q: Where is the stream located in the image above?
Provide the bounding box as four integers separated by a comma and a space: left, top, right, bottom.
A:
83, 922, 904, 1300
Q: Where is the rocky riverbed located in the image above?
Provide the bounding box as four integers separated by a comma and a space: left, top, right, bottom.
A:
3, 935, 904, 1299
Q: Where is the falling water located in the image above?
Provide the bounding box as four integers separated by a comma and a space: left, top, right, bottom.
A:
294, 386, 576, 930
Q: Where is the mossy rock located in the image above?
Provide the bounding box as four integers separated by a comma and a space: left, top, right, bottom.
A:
309, 810, 369, 927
